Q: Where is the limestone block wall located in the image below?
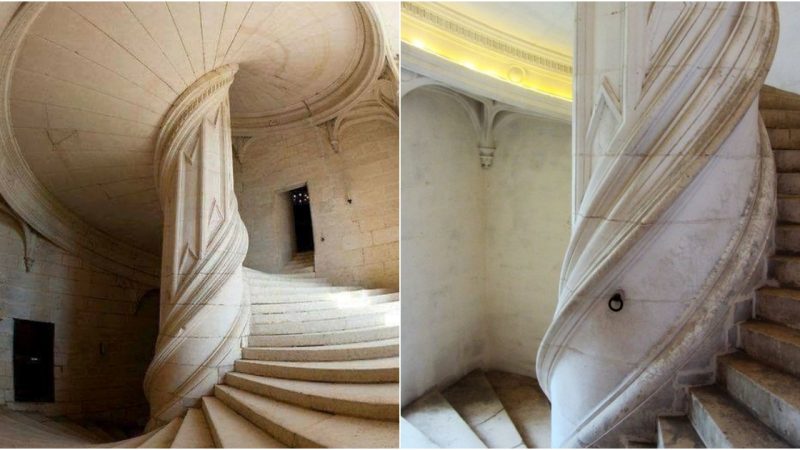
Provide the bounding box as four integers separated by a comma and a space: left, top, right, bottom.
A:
236, 119, 398, 290
766, 3, 800, 94
0, 213, 158, 427
400, 90, 487, 405
485, 115, 571, 376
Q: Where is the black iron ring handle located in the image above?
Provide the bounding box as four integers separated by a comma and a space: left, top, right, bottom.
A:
608, 293, 624, 312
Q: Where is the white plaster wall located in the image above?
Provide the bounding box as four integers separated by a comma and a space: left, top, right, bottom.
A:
766, 3, 800, 93
485, 115, 572, 377
236, 120, 398, 289
0, 213, 158, 427
400, 90, 487, 405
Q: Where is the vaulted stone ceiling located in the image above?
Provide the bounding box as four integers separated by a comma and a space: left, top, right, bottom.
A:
7, 2, 386, 254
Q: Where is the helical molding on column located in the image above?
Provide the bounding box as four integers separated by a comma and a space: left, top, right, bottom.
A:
144, 64, 249, 426
537, 3, 778, 446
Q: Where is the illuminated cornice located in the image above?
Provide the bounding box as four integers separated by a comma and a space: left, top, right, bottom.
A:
401, 2, 573, 101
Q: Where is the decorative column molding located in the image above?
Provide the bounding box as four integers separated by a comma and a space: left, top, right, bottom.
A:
143, 65, 249, 427
537, 3, 778, 447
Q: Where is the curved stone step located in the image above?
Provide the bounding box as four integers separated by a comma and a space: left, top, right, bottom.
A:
137, 416, 182, 448
689, 386, 788, 448
762, 109, 800, 129
249, 288, 390, 304
243, 339, 399, 362
485, 370, 550, 448
775, 223, 800, 254
767, 128, 800, 150
403, 391, 487, 448
248, 325, 398, 347
755, 288, 800, 329
243, 269, 318, 281
775, 150, 800, 173
719, 352, 800, 446
253, 301, 398, 324
656, 416, 704, 448
224, 372, 398, 420
778, 196, 800, 224
201, 397, 284, 448
778, 173, 800, 196
401, 417, 440, 448
769, 253, 800, 287
234, 357, 399, 383
739, 321, 800, 377
215, 384, 398, 448
251, 309, 395, 335
170, 408, 213, 448
250, 285, 360, 296
251, 292, 399, 314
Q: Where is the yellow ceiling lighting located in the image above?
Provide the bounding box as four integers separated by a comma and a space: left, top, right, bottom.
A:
401, 2, 573, 101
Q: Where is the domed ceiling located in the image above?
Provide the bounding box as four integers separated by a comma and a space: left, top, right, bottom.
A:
8, 2, 383, 254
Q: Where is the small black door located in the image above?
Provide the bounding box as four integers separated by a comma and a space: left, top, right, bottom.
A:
13, 319, 55, 402
289, 186, 315, 252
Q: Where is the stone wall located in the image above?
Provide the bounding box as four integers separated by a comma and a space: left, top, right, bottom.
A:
236, 119, 398, 290
766, 3, 800, 94
0, 212, 158, 427
485, 115, 571, 376
400, 89, 487, 405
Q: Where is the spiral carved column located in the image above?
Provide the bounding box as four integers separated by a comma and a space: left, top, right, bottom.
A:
144, 65, 249, 427
537, 3, 778, 447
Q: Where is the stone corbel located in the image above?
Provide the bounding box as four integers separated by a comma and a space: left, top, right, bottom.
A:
231, 136, 252, 163
0, 198, 40, 272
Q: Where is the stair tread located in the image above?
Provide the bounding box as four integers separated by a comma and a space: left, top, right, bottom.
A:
215, 384, 397, 448
248, 325, 398, 347
237, 356, 398, 371
740, 320, 800, 347
485, 370, 550, 448
235, 357, 398, 383
138, 417, 182, 448
202, 396, 285, 448
690, 386, 788, 448
442, 370, 525, 448
170, 408, 214, 448
400, 417, 440, 448
246, 338, 399, 352
657, 416, 704, 448
403, 391, 487, 448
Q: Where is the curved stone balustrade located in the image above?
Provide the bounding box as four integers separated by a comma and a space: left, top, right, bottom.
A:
144, 65, 249, 427
536, 3, 779, 447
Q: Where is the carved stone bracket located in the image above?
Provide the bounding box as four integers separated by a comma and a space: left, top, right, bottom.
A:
0, 197, 39, 272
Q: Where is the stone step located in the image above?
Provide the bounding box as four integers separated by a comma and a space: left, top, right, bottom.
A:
403, 391, 487, 448
739, 321, 800, 378
251, 292, 399, 314
137, 416, 182, 448
251, 301, 398, 324
234, 357, 399, 383
441, 370, 525, 448
760, 86, 800, 111
656, 416, 704, 448
775, 224, 800, 253
768, 254, 800, 287
243, 269, 318, 280
170, 408, 214, 448
719, 353, 800, 446
401, 417, 440, 448
485, 370, 551, 448
242, 339, 399, 362
215, 384, 397, 448
755, 288, 800, 329
281, 265, 314, 274
689, 386, 788, 448
251, 310, 395, 335
761, 109, 800, 129
767, 129, 800, 150
247, 278, 330, 288
224, 372, 398, 420
249, 288, 386, 304
778, 172, 800, 195
249, 285, 361, 296
101, 429, 160, 448
774, 150, 800, 173
201, 397, 284, 448
248, 325, 398, 347
777, 196, 800, 224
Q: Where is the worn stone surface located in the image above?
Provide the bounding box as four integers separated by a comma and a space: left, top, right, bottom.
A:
485, 370, 550, 448
403, 391, 487, 449
656, 416, 703, 448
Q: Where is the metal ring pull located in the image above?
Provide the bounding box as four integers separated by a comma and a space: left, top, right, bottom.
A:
608, 293, 624, 312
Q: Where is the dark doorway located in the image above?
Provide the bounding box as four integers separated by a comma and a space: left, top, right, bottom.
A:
289, 185, 314, 253
13, 319, 55, 402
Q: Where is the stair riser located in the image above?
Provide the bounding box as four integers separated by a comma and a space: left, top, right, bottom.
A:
252, 303, 397, 325
224, 374, 398, 420
739, 326, 800, 378
242, 343, 398, 362
779, 173, 800, 195
775, 150, 800, 173
250, 286, 357, 295
251, 294, 397, 314
769, 258, 800, 288
689, 393, 732, 448
768, 129, 800, 150
775, 226, 800, 253
719, 362, 800, 446
778, 197, 800, 223
247, 326, 398, 347
756, 292, 800, 330
251, 313, 391, 335
234, 360, 399, 383
762, 110, 800, 129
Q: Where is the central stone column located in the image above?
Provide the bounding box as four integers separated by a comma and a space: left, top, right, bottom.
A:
144, 65, 249, 426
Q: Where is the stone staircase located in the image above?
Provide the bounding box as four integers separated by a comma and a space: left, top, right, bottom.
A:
281, 252, 316, 274
401, 370, 550, 448
655, 86, 800, 448
2, 255, 398, 448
